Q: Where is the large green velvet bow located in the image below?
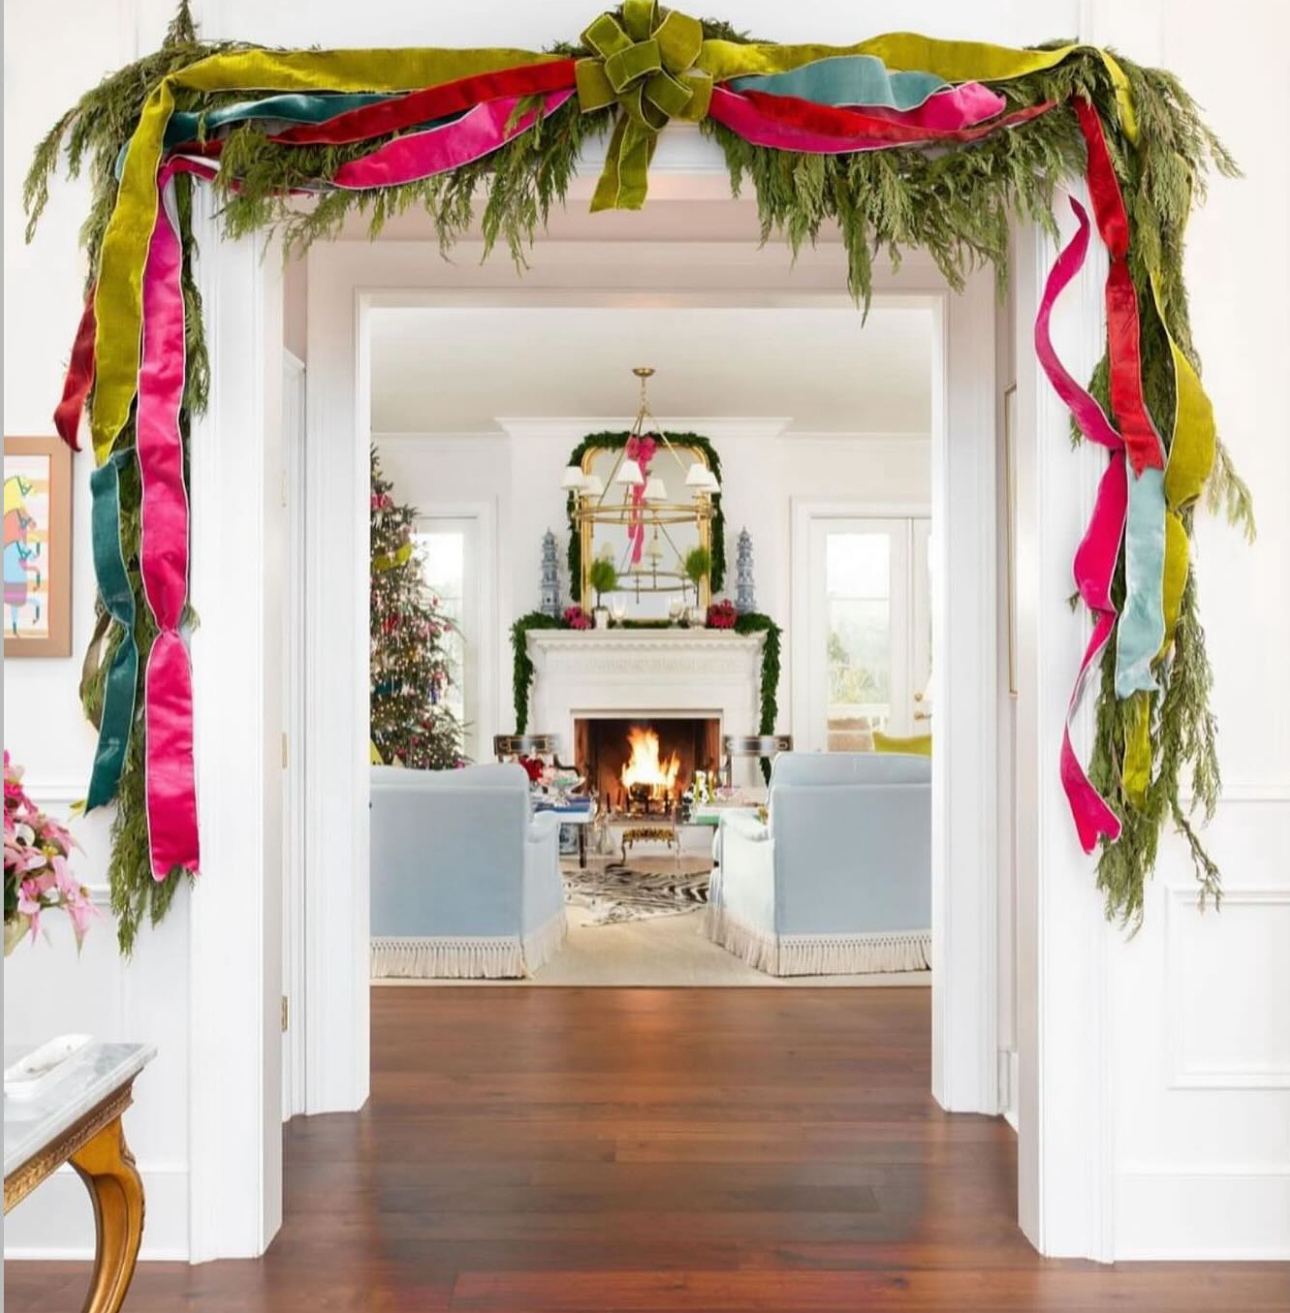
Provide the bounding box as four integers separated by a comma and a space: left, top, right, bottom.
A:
576, 1, 712, 210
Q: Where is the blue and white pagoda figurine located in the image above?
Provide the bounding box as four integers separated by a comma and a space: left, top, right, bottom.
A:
735, 527, 756, 615
539, 529, 561, 618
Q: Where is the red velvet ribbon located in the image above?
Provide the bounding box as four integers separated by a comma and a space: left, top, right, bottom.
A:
709, 85, 1052, 153
53, 287, 97, 451
138, 166, 201, 877
1072, 97, 1163, 478
273, 59, 578, 145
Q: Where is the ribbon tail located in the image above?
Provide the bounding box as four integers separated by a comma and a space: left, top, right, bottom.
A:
145, 632, 200, 878
1061, 612, 1123, 853
590, 114, 657, 212
54, 286, 97, 452
85, 451, 139, 812
137, 170, 199, 876
1035, 190, 1129, 851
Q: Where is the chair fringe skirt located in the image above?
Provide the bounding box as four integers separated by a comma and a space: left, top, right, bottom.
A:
371, 910, 567, 980
705, 905, 930, 976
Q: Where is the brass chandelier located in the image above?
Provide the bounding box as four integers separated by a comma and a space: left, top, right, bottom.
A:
561, 367, 719, 601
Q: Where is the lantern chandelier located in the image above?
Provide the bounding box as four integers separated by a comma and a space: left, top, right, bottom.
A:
561, 367, 719, 599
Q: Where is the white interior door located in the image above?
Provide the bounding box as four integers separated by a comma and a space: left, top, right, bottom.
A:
804, 516, 929, 751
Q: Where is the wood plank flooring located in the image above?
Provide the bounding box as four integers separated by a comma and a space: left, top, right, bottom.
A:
6, 987, 1286, 1311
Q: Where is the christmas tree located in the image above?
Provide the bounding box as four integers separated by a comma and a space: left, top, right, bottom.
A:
370, 448, 465, 769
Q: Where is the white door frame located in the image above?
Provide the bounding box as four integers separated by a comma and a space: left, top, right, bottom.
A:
303, 230, 1001, 1120
189, 152, 1111, 1260
281, 350, 308, 1123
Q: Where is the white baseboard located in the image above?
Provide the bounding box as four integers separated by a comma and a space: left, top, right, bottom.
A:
998, 1046, 1019, 1129
1114, 1166, 1290, 1260
3, 1163, 189, 1261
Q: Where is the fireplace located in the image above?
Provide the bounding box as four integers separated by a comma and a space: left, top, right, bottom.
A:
575, 716, 721, 817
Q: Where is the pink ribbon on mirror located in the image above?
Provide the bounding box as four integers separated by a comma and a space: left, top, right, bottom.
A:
624, 434, 656, 565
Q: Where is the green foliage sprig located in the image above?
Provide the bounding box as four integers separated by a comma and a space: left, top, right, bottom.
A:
511, 612, 563, 732
733, 612, 783, 783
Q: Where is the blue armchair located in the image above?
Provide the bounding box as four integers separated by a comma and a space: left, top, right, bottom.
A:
706, 752, 931, 975
370, 763, 567, 979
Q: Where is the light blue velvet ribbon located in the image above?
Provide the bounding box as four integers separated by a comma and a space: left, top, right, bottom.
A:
730, 54, 948, 109
1114, 465, 1167, 697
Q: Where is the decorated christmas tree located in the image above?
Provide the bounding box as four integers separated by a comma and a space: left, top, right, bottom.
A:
370, 448, 465, 770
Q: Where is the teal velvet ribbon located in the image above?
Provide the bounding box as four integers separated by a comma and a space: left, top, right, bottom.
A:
86, 451, 138, 812
164, 91, 395, 147
730, 54, 948, 109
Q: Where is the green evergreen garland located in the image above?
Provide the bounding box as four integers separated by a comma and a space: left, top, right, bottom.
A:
24, 8, 1251, 941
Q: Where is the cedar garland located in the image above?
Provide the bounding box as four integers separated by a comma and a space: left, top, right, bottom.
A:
23, 8, 1249, 942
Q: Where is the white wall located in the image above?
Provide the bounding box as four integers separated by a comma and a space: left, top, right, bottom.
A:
2, 0, 195, 1260
375, 424, 930, 749
1101, 0, 1290, 1258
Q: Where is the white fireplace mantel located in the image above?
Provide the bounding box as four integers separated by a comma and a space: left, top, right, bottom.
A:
526, 629, 767, 776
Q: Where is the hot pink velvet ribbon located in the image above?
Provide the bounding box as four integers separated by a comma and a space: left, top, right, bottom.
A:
859, 82, 1006, 131
331, 91, 574, 189
1034, 194, 1126, 852
138, 164, 205, 878
624, 434, 656, 565
708, 85, 1048, 154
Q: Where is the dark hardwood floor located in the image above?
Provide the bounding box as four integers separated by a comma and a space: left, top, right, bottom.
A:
7, 987, 1286, 1311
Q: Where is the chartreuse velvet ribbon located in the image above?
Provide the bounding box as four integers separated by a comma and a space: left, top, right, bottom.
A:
577, 1, 712, 210
86, 450, 138, 812
92, 45, 559, 460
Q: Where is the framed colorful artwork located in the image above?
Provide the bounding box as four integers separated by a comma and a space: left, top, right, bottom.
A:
4, 436, 72, 657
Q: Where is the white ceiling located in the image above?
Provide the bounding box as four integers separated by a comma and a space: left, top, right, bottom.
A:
369, 306, 932, 436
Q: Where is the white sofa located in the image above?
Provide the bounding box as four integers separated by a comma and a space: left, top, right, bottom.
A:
706, 752, 931, 976
369, 763, 567, 979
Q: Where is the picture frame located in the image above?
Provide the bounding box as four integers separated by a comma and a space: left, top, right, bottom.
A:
4, 436, 73, 658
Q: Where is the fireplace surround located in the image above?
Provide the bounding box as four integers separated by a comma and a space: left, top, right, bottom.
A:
524, 629, 768, 790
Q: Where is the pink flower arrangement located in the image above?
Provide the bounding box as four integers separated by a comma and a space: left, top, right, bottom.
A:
705, 599, 738, 630
562, 606, 593, 631
4, 751, 93, 954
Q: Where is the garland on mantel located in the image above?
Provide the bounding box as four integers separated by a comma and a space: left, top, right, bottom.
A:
26, 1, 1253, 947
510, 609, 780, 744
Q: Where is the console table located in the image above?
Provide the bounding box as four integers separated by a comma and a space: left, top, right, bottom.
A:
4, 1041, 155, 1313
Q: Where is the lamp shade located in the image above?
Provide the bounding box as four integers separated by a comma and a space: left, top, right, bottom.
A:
615, 457, 645, 486
643, 476, 667, 502
582, 474, 605, 498
685, 463, 711, 487
560, 465, 587, 490
700, 469, 721, 494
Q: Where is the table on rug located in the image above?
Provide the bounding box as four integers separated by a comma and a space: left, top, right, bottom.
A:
4, 1041, 155, 1313
536, 799, 594, 868
619, 805, 764, 864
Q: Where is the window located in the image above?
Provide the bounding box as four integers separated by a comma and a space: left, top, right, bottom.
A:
413, 517, 476, 756
803, 515, 931, 751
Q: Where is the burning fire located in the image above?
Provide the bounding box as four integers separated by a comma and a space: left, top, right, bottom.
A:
620, 726, 681, 797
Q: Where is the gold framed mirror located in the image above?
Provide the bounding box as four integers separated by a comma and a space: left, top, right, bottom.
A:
575, 439, 714, 619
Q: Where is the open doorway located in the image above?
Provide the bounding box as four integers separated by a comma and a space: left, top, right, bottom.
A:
363, 300, 938, 988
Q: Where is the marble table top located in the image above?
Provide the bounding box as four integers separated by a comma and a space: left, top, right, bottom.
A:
4, 1042, 155, 1178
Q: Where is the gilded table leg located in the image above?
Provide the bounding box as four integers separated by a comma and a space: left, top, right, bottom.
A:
69, 1115, 145, 1313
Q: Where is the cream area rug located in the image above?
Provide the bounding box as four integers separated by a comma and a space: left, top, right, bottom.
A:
375, 906, 931, 989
